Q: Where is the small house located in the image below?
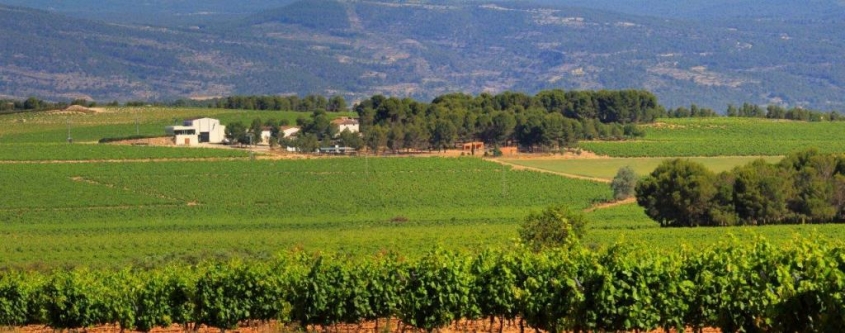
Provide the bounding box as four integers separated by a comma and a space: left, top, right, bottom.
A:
461, 141, 484, 154
331, 117, 359, 134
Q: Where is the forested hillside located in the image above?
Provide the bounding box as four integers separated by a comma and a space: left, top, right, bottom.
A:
1, 0, 844, 110
0, 0, 296, 26
531, 0, 845, 20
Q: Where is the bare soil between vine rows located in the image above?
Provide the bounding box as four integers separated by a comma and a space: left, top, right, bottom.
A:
6, 318, 720, 333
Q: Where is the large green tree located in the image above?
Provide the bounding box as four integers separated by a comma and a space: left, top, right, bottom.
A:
636, 159, 718, 227
430, 119, 457, 152
732, 159, 794, 225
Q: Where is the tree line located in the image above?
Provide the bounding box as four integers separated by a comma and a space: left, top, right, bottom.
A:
352, 90, 659, 152
0, 97, 110, 113
222, 90, 662, 153
637, 149, 845, 227
1, 237, 843, 333
211, 95, 349, 112
661, 102, 845, 122
727, 102, 843, 121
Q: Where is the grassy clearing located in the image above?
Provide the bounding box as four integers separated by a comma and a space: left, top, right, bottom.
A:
501, 156, 782, 180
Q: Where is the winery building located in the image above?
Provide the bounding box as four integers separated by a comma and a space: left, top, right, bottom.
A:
165, 117, 227, 146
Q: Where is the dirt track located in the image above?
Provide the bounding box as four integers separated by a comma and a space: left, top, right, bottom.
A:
584, 198, 637, 212
486, 158, 611, 184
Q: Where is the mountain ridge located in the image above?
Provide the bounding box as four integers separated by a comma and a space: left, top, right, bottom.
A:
1, 0, 844, 110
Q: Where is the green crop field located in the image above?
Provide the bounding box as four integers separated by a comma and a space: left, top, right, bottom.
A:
0, 107, 355, 144
0, 143, 250, 161
4, 109, 845, 270
0, 157, 613, 268
585, 202, 845, 249
501, 156, 782, 180
579, 117, 845, 157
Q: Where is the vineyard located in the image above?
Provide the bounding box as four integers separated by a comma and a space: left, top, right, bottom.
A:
5, 107, 845, 331
579, 117, 845, 157
1, 237, 844, 333
501, 156, 781, 180
0, 144, 250, 161
0, 157, 611, 268
0, 107, 355, 144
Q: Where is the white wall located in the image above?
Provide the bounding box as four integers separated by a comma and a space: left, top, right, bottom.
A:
260, 130, 272, 145
185, 118, 226, 143
338, 123, 359, 133
174, 134, 199, 146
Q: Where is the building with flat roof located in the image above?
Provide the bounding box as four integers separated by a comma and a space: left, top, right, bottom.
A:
166, 117, 226, 145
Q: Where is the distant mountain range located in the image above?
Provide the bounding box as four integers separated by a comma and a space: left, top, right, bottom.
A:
1, 0, 844, 110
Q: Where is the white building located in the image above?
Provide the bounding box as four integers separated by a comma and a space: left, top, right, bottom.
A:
185, 118, 226, 143
331, 117, 359, 134
166, 117, 227, 146
259, 126, 274, 145
280, 126, 300, 138
165, 126, 199, 146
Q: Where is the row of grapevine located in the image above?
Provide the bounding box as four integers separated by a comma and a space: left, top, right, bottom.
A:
578, 140, 845, 157
2, 238, 845, 332
0, 143, 250, 161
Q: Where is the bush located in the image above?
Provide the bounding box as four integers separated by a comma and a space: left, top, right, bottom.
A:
98, 135, 163, 144
518, 205, 587, 252
610, 166, 638, 200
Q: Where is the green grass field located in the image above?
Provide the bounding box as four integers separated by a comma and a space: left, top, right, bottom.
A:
501, 156, 782, 180
579, 117, 845, 157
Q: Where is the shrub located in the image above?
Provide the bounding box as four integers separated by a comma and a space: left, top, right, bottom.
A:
518, 205, 587, 252
610, 166, 638, 201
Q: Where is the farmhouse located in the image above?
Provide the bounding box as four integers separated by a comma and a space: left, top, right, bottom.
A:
165, 117, 226, 146
331, 117, 359, 133
280, 126, 300, 138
